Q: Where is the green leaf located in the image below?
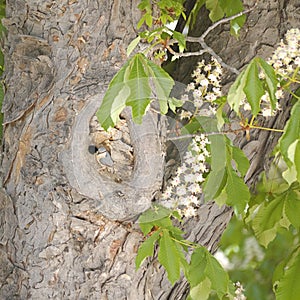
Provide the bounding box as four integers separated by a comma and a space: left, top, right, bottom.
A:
282, 140, 299, 185
98, 53, 173, 129
284, 190, 300, 228
173, 31, 186, 52
189, 278, 211, 300
273, 256, 290, 289
215, 101, 226, 129
188, 247, 207, 287
230, 16, 245, 36
227, 68, 247, 114
244, 59, 265, 116
256, 57, 278, 110
225, 168, 250, 213
158, 229, 181, 285
96, 59, 131, 130
188, 247, 229, 299
138, 205, 172, 225
138, 0, 150, 10
138, 205, 172, 235
145, 13, 153, 27
205, 0, 224, 21
137, 15, 146, 29
231, 144, 250, 177
295, 140, 300, 182
168, 97, 183, 113
154, 216, 175, 232
139, 222, 154, 236
220, 0, 245, 36
204, 168, 227, 201
279, 96, 300, 167
227, 58, 276, 116
214, 180, 229, 207
110, 84, 130, 126
182, 117, 202, 134
165, 224, 185, 239
252, 196, 285, 247
135, 230, 160, 269
126, 54, 152, 123
205, 250, 229, 297
127, 36, 141, 56
275, 246, 300, 300
146, 58, 175, 114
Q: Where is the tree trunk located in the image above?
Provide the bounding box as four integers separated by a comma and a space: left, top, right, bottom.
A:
0, 0, 299, 299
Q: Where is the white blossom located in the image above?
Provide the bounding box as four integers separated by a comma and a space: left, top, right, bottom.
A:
243, 102, 251, 111
176, 186, 187, 196
262, 107, 273, 117
184, 173, 195, 183
275, 88, 284, 99
188, 183, 202, 193
200, 78, 209, 87
171, 176, 181, 186
194, 172, 205, 183
161, 134, 210, 218
181, 206, 197, 218
269, 28, 300, 80
234, 282, 247, 300
188, 195, 199, 205
180, 110, 192, 120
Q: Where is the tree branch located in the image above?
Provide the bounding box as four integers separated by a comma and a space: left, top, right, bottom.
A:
168, 3, 258, 74
190, 3, 258, 41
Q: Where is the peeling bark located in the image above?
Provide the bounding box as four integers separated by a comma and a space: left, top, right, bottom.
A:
0, 0, 299, 299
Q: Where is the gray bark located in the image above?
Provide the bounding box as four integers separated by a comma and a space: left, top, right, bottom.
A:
0, 0, 299, 299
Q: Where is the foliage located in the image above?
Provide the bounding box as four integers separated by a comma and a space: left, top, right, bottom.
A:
0, 0, 298, 297
217, 215, 299, 300
96, 53, 182, 130
182, 116, 250, 214
135, 0, 245, 52
96, 1, 300, 299
204, 0, 246, 36
136, 205, 234, 299
227, 57, 278, 117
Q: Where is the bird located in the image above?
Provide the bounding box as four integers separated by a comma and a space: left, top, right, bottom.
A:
96, 146, 114, 167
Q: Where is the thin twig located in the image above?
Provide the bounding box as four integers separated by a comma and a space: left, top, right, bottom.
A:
167, 122, 284, 141
200, 42, 240, 74
188, 3, 257, 42
166, 45, 206, 58
168, 3, 257, 74
167, 41, 240, 74
167, 130, 239, 141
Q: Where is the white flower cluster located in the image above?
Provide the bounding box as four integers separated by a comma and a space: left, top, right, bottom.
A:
162, 57, 222, 218
269, 28, 300, 79
161, 134, 210, 217
234, 281, 247, 300
180, 57, 223, 119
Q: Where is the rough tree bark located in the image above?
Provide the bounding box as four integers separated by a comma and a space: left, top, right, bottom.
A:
0, 0, 299, 299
